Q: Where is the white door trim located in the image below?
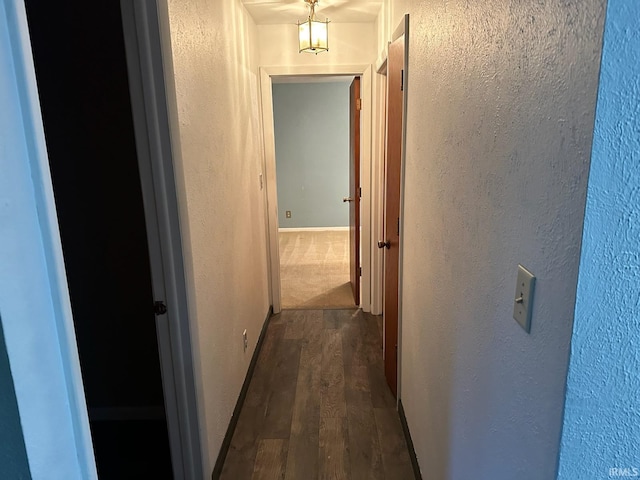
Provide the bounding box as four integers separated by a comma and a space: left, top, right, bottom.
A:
120, 1, 204, 478
259, 64, 376, 314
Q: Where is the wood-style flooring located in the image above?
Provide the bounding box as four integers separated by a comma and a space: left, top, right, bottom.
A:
219, 309, 415, 480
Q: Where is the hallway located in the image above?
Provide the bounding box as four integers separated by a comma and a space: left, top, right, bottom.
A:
220, 309, 415, 479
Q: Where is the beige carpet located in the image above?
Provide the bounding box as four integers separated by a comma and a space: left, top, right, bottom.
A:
279, 230, 356, 309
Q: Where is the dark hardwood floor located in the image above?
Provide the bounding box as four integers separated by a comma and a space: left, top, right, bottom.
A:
220, 309, 415, 479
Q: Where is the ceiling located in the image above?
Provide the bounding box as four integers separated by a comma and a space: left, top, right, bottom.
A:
241, 0, 383, 25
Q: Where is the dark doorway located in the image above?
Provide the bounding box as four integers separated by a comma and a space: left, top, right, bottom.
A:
23, 1, 173, 477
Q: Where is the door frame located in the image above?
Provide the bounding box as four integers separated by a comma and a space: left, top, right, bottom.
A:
120, 1, 204, 478
349, 76, 362, 306
259, 65, 376, 314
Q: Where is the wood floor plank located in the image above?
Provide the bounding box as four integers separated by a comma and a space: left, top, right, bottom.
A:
285, 314, 323, 480
269, 311, 284, 325
320, 330, 346, 418
345, 364, 384, 480
252, 439, 288, 480
246, 323, 286, 408
285, 431, 319, 480
368, 361, 397, 409
284, 309, 322, 340
362, 313, 384, 366
342, 311, 367, 366
319, 416, 350, 480
344, 364, 371, 407
374, 407, 415, 480
261, 339, 301, 438
300, 309, 324, 357
324, 308, 357, 330
220, 406, 263, 480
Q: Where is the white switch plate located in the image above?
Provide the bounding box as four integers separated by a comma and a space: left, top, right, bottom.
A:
513, 264, 536, 333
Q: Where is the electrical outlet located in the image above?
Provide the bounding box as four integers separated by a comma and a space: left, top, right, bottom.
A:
285, 210, 292, 218
242, 329, 248, 352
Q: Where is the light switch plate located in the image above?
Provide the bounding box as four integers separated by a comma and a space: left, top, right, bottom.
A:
513, 264, 536, 333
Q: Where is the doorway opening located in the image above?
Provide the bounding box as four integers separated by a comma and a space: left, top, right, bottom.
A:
260, 65, 376, 315
22, 1, 173, 476
22, 1, 204, 477
271, 75, 359, 309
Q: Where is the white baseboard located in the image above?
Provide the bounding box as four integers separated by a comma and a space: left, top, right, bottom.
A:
278, 226, 349, 232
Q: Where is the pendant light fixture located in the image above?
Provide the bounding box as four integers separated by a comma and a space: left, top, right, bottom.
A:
297, 0, 329, 54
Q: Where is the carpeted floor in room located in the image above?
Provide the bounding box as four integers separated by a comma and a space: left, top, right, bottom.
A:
279, 230, 356, 309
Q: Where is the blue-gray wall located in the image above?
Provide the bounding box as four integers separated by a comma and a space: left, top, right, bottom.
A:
273, 82, 350, 228
558, 2, 640, 478
0, 317, 31, 479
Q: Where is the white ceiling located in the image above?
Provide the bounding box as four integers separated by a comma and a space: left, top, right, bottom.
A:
241, 0, 382, 25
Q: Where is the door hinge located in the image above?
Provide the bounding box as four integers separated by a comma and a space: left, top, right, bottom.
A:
397, 217, 400, 236
359, 266, 362, 277
356, 98, 362, 110
401, 70, 404, 91
154, 300, 167, 316
359, 187, 362, 198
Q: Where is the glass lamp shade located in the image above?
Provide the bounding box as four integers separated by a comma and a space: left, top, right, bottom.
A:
298, 18, 329, 54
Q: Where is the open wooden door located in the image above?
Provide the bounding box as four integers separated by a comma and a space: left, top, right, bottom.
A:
349, 77, 361, 306
380, 31, 406, 398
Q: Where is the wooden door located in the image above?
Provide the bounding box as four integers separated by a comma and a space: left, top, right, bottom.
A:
382, 34, 405, 398
24, 2, 173, 477
349, 77, 361, 306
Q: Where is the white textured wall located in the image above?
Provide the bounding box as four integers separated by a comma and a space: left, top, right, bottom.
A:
374, 0, 390, 65
390, 1, 606, 478
159, 0, 270, 473
258, 22, 376, 66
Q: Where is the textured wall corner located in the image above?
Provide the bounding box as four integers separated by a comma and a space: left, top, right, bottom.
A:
558, 2, 640, 478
